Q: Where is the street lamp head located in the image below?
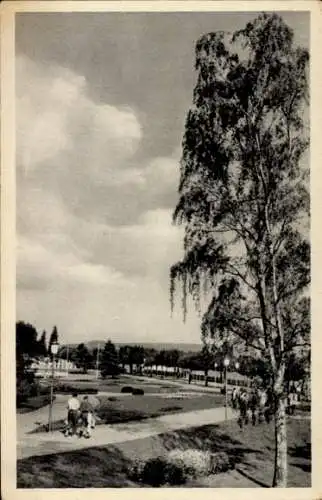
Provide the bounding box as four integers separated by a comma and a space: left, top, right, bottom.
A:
51, 341, 59, 356
224, 357, 230, 367
235, 362, 240, 370
214, 362, 218, 369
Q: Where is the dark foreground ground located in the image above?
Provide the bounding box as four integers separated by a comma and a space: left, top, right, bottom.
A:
17, 416, 310, 488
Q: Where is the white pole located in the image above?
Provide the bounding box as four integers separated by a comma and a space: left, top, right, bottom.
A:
66, 345, 69, 378
225, 365, 228, 421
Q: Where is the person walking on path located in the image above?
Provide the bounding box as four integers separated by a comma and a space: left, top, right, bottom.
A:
288, 387, 297, 416
257, 388, 268, 423
231, 386, 240, 410
248, 387, 259, 426
238, 390, 249, 428
79, 396, 95, 438
65, 393, 80, 437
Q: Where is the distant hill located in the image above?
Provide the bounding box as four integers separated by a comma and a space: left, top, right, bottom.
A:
63, 340, 202, 353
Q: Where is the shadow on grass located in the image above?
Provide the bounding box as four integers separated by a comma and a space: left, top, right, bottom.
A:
19, 423, 267, 488
17, 445, 137, 488
235, 467, 270, 488
159, 424, 269, 487
17, 395, 54, 414
161, 424, 263, 459
28, 408, 169, 435
289, 442, 311, 473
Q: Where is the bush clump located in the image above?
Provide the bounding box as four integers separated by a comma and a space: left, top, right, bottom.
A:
17, 377, 54, 407
127, 449, 233, 486
55, 384, 98, 395
121, 386, 133, 393
128, 457, 185, 486
132, 388, 144, 395
18, 394, 56, 413
211, 451, 231, 473
168, 449, 212, 477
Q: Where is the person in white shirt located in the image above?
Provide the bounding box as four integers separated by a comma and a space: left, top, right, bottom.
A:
65, 393, 80, 437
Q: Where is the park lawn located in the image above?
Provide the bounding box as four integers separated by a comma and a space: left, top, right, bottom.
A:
29, 392, 225, 433
41, 375, 196, 395
17, 395, 55, 414
17, 416, 310, 488
96, 392, 225, 423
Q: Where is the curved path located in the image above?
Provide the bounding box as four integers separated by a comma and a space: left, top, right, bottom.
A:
17, 399, 236, 460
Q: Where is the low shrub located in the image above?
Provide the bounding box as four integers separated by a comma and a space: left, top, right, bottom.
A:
141, 457, 167, 486
132, 388, 144, 395
127, 449, 233, 486
140, 457, 186, 486
97, 407, 146, 424
107, 396, 119, 402
159, 405, 182, 413
17, 378, 43, 406
168, 449, 212, 477
121, 386, 133, 393
211, 451, 232, 473
220, 388, 226, 395
128, 458, 145, 481
55, 384, 98, 395
164, 462, 186, 485
18, 394, 56, 412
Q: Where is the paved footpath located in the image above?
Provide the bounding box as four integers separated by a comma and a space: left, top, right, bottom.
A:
17, 405, 236, 460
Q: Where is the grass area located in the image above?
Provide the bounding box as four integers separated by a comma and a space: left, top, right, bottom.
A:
17, 395, 55, 414
39, 375, 194, 395
96, 393, 225, 423
29, 392, 224, 433
17, 416, 310, 488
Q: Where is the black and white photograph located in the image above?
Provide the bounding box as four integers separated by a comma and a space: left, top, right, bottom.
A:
1, 1, 317, 492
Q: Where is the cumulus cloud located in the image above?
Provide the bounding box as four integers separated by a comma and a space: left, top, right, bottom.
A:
17, 55, 142, 175
16, 56, 200, 343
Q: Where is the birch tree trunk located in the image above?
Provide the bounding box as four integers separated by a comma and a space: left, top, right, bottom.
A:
273, 391, 288, 487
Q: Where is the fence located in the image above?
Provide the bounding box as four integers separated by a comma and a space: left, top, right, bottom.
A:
141, 366, 249, 387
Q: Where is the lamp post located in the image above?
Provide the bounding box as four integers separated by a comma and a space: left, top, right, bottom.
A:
48, 341, 59, 432
224, 357, 230, 420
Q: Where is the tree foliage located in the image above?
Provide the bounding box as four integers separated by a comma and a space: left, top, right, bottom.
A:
73, 343, 93, 373
170, 13, 309, 487
100, 340, 119, 378
16, 321, 43, 404
38, 330, 47, 357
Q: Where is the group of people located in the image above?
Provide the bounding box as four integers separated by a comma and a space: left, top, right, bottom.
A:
231, 384, 300, 428
231, 386, 273, 428
64, 393, 96, 438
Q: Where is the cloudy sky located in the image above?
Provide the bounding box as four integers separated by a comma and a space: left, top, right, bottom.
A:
16, 11, 309, 345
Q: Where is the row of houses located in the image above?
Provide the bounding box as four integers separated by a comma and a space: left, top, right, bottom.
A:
30, 358, 78, 378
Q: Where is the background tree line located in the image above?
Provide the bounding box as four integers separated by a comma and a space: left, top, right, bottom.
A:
16, 320, 308, 390
16, 321, 59, 404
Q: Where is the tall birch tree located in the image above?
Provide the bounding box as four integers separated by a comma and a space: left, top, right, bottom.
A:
170, 13, 310, 487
